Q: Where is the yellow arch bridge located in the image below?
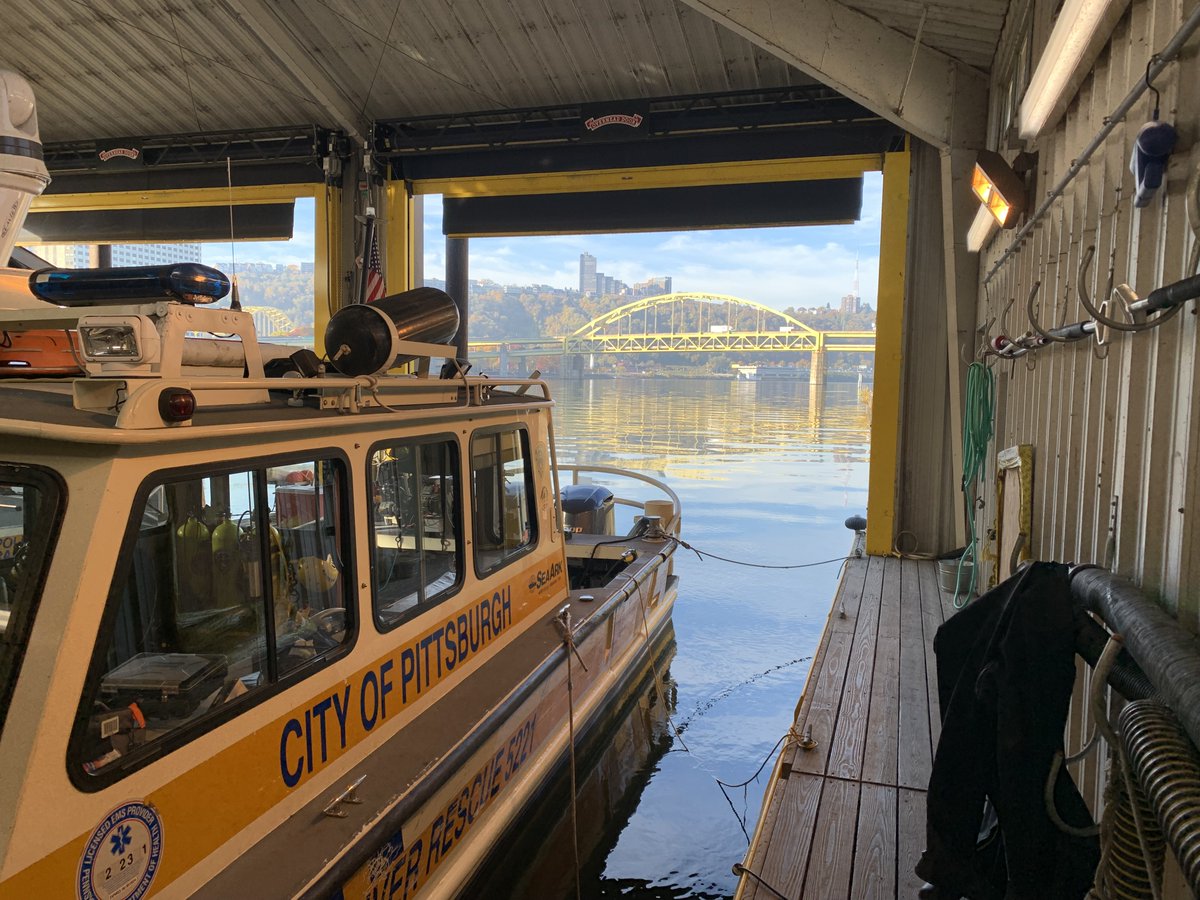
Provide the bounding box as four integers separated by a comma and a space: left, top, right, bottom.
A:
468, 292, 875, 361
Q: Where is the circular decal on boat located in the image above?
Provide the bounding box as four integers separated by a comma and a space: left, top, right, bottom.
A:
76, 801, 163, 900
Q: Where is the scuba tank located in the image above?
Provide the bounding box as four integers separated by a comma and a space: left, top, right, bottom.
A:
211, 513, 242, 607
174, 514, 211, 606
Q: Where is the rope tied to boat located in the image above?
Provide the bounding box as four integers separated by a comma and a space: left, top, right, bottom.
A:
665, 535, 851, 571
553, 606, 587, 900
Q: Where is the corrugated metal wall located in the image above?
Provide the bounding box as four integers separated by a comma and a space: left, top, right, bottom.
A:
977, 0, 1199, 632
975, 1, 1199, 877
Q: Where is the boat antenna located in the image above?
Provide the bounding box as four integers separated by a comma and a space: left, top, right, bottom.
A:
226, 157, 241, 311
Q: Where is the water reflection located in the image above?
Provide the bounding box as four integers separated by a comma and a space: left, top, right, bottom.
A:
473, 630, 680, 900
513, 378, 872, 899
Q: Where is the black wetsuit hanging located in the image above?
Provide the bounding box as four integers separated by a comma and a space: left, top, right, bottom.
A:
915, 562, 1100, 900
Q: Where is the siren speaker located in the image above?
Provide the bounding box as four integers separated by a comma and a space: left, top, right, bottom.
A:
324, 287, 459, 376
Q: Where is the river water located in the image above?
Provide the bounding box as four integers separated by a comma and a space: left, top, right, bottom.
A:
493, 376, 873, 899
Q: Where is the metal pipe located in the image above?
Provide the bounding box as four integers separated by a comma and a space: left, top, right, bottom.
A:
895, 5, 929, 116
1070, 567, 1200, 754
355, 211, 375, 305
445, 236, 469, 360
984, 5, 1200, 285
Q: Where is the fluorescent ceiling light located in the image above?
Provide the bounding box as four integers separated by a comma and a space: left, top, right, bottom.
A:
1019, 0, 1130, 140
967, 205, 997, 253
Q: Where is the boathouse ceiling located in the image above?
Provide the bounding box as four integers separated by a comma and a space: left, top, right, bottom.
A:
4, 0, 1010, 161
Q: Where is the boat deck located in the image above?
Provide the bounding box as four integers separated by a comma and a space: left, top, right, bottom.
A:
739, 555, 957, 900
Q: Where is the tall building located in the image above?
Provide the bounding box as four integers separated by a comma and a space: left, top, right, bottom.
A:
37, 244, 95, 268
579, 252, 597, 295
633, 276, 672, 297
110, 243, 202, 266
35, 242, 202, 268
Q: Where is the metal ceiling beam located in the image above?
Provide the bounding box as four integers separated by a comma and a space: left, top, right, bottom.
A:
43, 126, 332, 174
678, 0, 989, 149
224, 0, 368, 142
374, 85, 881, 155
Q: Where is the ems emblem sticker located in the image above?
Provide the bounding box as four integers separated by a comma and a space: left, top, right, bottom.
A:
76, 802, 163, 900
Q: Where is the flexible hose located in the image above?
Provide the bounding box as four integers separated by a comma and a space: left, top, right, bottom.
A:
1100, 769, 1166, 900
1120, 701, 1200, 895
955, 361, 995, 607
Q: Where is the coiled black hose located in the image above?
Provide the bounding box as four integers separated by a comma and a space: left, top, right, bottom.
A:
1119, 701, 1200, 896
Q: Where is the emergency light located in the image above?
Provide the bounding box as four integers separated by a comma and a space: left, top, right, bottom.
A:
29, 263, 231, 306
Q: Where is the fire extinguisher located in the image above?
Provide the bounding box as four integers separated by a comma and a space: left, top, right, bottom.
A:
211, 512, 242, 607
174, 514, 211, 604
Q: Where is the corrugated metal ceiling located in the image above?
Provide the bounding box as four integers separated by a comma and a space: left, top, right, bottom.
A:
3, 0, 1008, 143
842, 0, 1009, 71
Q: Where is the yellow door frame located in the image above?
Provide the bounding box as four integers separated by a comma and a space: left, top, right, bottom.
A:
400, 147, 908, 557
28, 183, 341, 356
865, 147, 910, 556
382, 180, 416, 294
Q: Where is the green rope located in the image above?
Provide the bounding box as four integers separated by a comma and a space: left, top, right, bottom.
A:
956, 362, 995, 608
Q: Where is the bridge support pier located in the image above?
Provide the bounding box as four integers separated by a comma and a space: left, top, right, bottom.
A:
808, 345, 827, 385
809, 345, 827, 410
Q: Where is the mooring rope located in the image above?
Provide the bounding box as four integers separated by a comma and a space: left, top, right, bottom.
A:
666, 535, 850, 571
620, 574, 800, 848
732, 862, 792, 900
554, 608, 587, 900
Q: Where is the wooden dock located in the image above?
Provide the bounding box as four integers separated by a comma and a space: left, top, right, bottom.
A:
737, 555, 957, 900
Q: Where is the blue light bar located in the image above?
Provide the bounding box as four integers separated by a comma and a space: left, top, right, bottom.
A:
29, 263, 231, 306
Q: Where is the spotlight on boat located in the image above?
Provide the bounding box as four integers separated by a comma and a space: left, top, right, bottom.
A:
324, 287, 460, 377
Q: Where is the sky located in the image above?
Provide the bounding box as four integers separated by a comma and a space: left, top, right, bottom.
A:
424, 172, 883, 311
201, 172, 883, 313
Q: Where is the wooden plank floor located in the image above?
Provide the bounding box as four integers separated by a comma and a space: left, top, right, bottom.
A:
739, 556, 958, 900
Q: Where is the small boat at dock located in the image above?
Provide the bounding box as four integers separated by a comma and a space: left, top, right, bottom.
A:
0, 266, 681, 899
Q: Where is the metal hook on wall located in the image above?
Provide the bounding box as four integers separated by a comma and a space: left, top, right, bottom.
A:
1145, 55, 1163, 120
1028, 279, 1070, 342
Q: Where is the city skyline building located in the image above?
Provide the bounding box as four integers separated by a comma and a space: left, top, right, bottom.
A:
579, 252, 596, 295
36, 242, 203, 268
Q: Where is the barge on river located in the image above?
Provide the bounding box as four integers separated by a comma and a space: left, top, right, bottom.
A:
0, 267, 680, 899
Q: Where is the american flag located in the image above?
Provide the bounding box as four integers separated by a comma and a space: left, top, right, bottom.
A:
364, 228, 385, 303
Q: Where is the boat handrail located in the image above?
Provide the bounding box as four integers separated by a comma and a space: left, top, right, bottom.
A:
555, 463, 682, 535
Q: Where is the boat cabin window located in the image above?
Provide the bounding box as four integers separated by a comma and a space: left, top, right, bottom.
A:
369, 437, 462, 629
71, 457, 351, 782
471, 427, 537, 576
0, 465, 64, 738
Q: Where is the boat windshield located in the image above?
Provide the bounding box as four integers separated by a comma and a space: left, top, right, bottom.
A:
0, 465, 64, 735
